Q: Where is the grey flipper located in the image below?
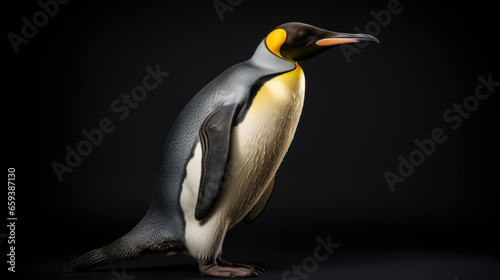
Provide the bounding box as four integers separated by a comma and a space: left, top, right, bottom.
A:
195, 104, 239, 221
243, 176, 276, 224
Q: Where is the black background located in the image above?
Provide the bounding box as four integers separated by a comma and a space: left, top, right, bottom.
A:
3, 0, 499, 279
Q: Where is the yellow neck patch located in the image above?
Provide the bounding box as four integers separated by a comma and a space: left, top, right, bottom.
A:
265, 29, 287, 59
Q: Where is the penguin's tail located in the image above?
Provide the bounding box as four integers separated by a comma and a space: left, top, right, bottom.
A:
63, 212, 187, 272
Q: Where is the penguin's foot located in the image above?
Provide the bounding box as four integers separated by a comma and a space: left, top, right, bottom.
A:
217, 258, 265, 273
198, 258, 264, 277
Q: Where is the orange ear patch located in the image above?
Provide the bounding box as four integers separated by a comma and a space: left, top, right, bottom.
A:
265, 29, 287, 58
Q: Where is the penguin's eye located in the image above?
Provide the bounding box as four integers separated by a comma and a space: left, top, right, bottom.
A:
298, 33, 312, 40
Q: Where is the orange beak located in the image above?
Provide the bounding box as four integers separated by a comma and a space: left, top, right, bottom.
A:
316, 32, 380, 46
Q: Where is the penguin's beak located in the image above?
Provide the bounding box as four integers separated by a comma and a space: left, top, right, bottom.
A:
316, 32, 380, 46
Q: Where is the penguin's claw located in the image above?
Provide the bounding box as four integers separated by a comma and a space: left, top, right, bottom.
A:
254, 266, 265, 273
250, 271, 261, 276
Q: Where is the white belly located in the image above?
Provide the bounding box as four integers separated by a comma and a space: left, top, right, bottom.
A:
180, 66, 305, 261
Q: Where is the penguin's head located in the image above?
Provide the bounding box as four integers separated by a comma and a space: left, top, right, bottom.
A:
265, 22, 379, 62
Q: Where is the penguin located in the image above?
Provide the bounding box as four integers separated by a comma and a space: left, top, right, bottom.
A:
64, 22, 378, 277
